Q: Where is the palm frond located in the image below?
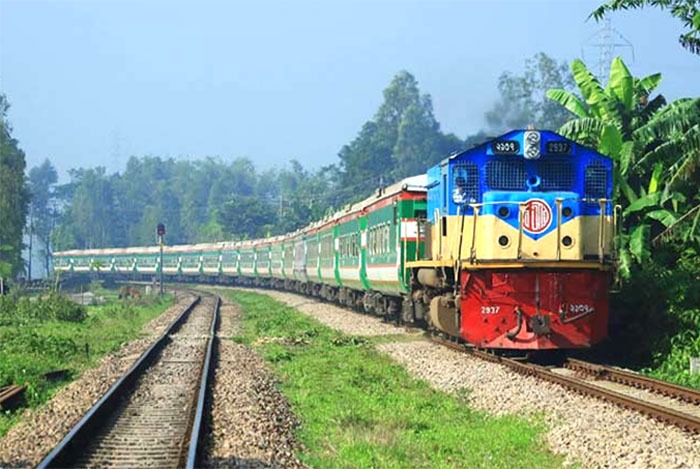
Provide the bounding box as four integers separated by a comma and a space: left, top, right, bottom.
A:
635, 125, 700, 176
607, 57, 634, 111
598, 124, 622, 160
645, 209, 678, 228
635, 98, 700, 143
558, 117, 605, 145
629, 224, 651, 263
614, 165, 638, 205
623, 192, 661, 217
679, 32, 700, 56
666, 125, 700, 189
636, 73, 663, 95
619, 140, 636, 177
652, 203, 700, 246
636, 94, 667, 126
571, 59, 606, 116
647, 162, 663, 194
546, 89, 589, 118
601, 91, 627, 130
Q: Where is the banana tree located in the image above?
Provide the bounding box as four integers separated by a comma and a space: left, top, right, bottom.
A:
547, 57, 665, 176
546, 58, 700, 278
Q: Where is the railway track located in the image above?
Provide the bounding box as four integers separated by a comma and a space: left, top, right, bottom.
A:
431, 335, 700, 434
37, 292, 220, 469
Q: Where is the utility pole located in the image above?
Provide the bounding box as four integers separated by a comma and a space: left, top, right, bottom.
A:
582, 18, 634, 83
157, 223, 165, 297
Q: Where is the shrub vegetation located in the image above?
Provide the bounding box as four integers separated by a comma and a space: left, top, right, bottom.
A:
0, 289, 172, 436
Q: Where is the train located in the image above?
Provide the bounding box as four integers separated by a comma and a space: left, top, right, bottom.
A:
53, 129, 616, 351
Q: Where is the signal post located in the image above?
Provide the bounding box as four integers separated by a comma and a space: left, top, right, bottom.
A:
157, 223, 165, 297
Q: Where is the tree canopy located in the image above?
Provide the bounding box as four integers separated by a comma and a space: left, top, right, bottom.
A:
591, 0, 700, 55
485, 52, 576, 133
0, 94, 30, 278
337, 71, 463, 201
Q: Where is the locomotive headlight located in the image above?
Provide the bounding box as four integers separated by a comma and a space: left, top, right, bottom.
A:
524, 131, 541, 159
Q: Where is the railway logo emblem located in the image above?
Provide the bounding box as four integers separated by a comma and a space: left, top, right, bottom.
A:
522, 199, 552, 234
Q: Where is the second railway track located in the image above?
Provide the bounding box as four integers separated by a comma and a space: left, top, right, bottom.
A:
37, 291, 220, 469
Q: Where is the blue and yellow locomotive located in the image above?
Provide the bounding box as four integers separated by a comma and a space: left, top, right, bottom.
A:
406, 129, 615, 349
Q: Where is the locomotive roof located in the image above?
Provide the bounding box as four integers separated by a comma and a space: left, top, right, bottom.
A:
440, 129, 612, 165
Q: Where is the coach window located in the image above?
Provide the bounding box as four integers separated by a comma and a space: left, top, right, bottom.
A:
373, 227, 378, 255
373, 227, 379, 255
385, 224, 390, 253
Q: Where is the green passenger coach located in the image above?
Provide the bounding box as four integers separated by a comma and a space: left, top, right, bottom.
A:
53, 174, 428, 319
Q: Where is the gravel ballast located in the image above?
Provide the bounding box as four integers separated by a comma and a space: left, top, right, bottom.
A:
0, 294, 197, 468
205, 299, 305, 469
379, 340, 700, 468
250, 289, 403, 337
248, 289, 700, 469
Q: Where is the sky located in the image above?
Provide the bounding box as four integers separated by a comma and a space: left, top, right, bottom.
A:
1, 0, 699, 180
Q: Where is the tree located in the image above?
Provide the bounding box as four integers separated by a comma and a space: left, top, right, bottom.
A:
217, 195, 277, 239
337, 121, 394, 200
591, 1, 700, 55
0, 94, 30, 278
546, 57, 700, 277
393, 102, 463, 178
61, 167, 117, 249
338, 71, 462, 202
485, 52, 576, 133
28, 159, 58, 277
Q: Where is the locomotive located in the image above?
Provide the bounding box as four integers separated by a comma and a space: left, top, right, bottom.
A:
53, 129, 616, 351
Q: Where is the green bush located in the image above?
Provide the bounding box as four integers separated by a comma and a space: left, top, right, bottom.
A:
0, 292, 86, 325
603, 246, 700, 388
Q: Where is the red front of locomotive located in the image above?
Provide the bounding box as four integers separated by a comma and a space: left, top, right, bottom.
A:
459, 269, 610, 349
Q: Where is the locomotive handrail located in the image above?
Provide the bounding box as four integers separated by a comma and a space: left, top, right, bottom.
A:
555, 198, 563, 261
434, 208, 442, 260
517, 203, 525, 260
469, 205, 480, 263
598, 199, 606, 263
613, 204, 621, 261
455, 205, 467, 283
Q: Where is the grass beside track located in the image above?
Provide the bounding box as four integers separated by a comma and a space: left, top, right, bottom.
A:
224, 290, 562, 469
0, 291, 173, 437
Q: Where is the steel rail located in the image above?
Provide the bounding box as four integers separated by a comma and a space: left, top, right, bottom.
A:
431, 335, 700, 434
185, 294, 220, 469
565, 358, 700, 405
0, 385, 26, 409
37, 294, 202, 469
